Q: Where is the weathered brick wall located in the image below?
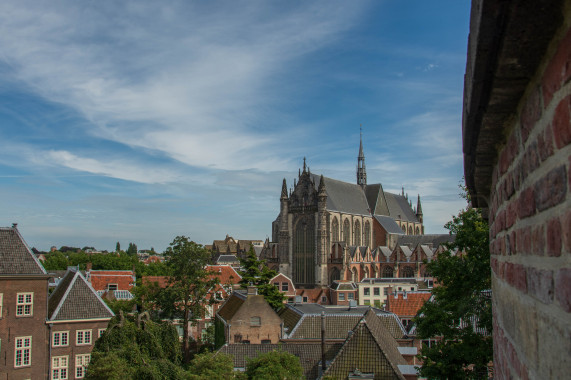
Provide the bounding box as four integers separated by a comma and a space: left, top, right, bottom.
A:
488, 18, 571, 380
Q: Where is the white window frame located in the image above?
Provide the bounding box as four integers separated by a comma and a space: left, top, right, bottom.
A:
52, 331, 69, 347
76, 329, 92, 345
98, 328, 106, 338
14, 336, 31, 367
52, 355, 68, 380
16, 292, 33, 317
338, 292, 345, 301
75, 354, 90, 379
107, 283, 118, 291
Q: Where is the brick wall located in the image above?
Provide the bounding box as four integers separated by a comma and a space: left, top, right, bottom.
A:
488, 20, 571, 379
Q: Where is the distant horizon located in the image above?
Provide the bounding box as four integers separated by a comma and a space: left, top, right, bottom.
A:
1, 0, 470, 252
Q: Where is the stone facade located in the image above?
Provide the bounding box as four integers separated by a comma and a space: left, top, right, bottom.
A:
463, 1, 571, 378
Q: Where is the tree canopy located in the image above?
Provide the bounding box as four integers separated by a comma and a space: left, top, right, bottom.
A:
239, 247, 285, 310
414, 206, 492, 379
245, 350, 303, 380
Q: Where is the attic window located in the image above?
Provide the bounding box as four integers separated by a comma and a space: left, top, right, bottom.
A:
250, 316, 261, 326
107, 284, 118, 291
303, 296, 308, 303
281, 282, 288, 292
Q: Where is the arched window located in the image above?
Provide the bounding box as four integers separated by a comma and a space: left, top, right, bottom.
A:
330, 267, 340, 284
401, 224, 406, 233
332, 217, 339, 242
401, 266, 415, 278
364, 221, 371, 248
415, 226, 420, 235
364, 266, 370, 279
354, 220, 361, 246
382, 266, 393, 278
408, 226, 413, 235
343, 219, 351, 246
351, 267, 358, 282
293, 217, 315, 285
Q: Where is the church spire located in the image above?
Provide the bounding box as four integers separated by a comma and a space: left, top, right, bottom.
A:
416, 194, 423, 215
357, 125, 367, 188
281, 178, 288, 199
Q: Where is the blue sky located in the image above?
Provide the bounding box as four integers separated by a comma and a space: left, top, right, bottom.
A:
0, 0, 471, 252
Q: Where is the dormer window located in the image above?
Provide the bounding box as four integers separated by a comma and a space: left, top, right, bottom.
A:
107, 284, 118, 291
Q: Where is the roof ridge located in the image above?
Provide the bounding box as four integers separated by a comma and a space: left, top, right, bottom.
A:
50, 270, 80, 320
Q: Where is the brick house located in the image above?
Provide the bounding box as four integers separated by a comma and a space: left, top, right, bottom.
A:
0, 225, 51, 380
47, 267, 114, 379
462, 1, 571, 378
385, 291, 432, 332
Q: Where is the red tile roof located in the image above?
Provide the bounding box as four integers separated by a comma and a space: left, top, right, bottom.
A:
386, 291, 431, 317
141, 266, 241, 290
88, 270, 135, 291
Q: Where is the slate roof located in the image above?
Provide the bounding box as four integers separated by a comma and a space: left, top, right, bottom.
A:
396, 234, 455, 249
218, 343, 343, 380
310, 174, 371, 215
386, 291, 432, 318
323, 310, 408, 380
374, 246, 393, 261
216, 254, 239, 263
0, 226, 46, 275
384, 192, 419, 222
48, 268, 114, 321
374, 215, 405, 235
330, 281, 357, 291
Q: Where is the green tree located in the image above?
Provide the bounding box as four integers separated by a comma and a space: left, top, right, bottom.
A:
116, 241, 121, 252
42, 251, 70, 270
245, 350, 303, 380
239, 247, 285, 310
126, 242, 138, 256
188, 352, 244, 380
414, 206, 492, 379
158, 236, 219, 363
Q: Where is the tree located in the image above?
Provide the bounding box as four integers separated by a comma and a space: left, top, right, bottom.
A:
116, 241, 121, 252
188, 352, 244, 380
126, 242, 138, 256
239, 247, 285, 310
42, 251, 70, 270
245, 350, 303, 380
158, 236, 219, 363
414, 206, 492, 379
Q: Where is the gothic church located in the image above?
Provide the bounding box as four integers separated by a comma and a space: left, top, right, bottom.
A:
270, 135, 424, 288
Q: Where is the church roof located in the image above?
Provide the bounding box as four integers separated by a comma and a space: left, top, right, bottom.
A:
383, 192, 419, 222
0, 226, 47, 275
311, 174, 371, 215
396, 234, 455, 249
374, 215, 405, 235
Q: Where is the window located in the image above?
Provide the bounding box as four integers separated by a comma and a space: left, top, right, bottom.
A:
411, 287, 415, 291
373, 287, 380, 296
303, 296, 308, 303
321, 296, 327, 303
52, 331, 69, 347
98, 329, 106, 338
75, 354, 90, 379
14, 336, 31, 367
16, 293, 33, 316
281, 282, 288, 292
261, 339, 271, 344
107, 284, 118, 291
215, 291, 223, 300
384, 288, 389, 295
332, 217, 339, 242
354, 221, 361, 246
52, 356, 68, 379
250, 316, 261, 326
364, 287, 370, 296
343, 219, 351, 245
364, 300, 370, 306
273, 282, 279, 288
76, 330, 92, 345
242, 340, 250, 344
348, 293, 355, 300
338, 293, 345, 301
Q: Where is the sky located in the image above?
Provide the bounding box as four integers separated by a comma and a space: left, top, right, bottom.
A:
0, 0, 471, 252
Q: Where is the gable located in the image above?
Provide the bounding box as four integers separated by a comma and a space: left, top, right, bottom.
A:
0, 227, 46, 275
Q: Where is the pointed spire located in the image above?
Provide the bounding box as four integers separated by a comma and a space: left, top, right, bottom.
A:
402, 186, 405, 196
318, 174, 326, 195
416, 194, 423, 215
281, 178, 288, 199
303, 157, 307, 173
357, 125, 367, 188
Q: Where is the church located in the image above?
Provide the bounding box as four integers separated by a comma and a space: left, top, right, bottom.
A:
268, 134, 425, 288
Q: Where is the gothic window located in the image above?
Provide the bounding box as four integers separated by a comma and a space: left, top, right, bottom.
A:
401, 224, 406, 233
293, 217, 315, 285
343, 219, 351, 246
364, 221, 371, 248
330, 267, 340, 284
382, 266, 393, 278
401, 266, 415, 278
351, 267, 358, 282
416, 226, 420, 235
364, 266, 369, 279
332, 217, 339, 242
354, 221, 361, 246
408, 226, 413, 235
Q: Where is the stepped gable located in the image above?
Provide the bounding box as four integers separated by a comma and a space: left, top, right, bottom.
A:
323, 309, 408, 380
217, 343, 343, 380
48, 267, 114, 321
0, 226, 46, 275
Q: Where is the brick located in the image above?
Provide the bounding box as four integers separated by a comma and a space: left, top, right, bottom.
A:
506, 202, 517, 229
552, 94, 571, 149
519, 187, 536, 219
521, 86, 542, 143
534, 165, 568, 212
542, 26, 571, 106
546, 218, 562, 257
527, 267, 554, 304
562, 209, 571, 253
531, 225, 545, 256
537, 123, 554, 162
506, 262, 527, 292
517, 226, 532, 255
522, 140, 540, 178
555, 268, 571, 313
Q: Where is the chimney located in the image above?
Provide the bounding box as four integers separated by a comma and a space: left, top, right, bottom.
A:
12, 223, 17, 229
247, 286, 258, 296
86, 262, 92, 272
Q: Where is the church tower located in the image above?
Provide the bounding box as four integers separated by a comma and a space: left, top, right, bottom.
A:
357, 127, 367, 188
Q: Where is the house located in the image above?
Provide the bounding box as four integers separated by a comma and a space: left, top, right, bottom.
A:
47, 267, 115, 379
385, 291, 432, 332
329, 280, 358, 306
270, 272, 296, 299
462, 0, 571, 377
0, 224, 51, 379
215, 287, 283, 345
357, 278, 419, 308
86, 268, 136, 301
